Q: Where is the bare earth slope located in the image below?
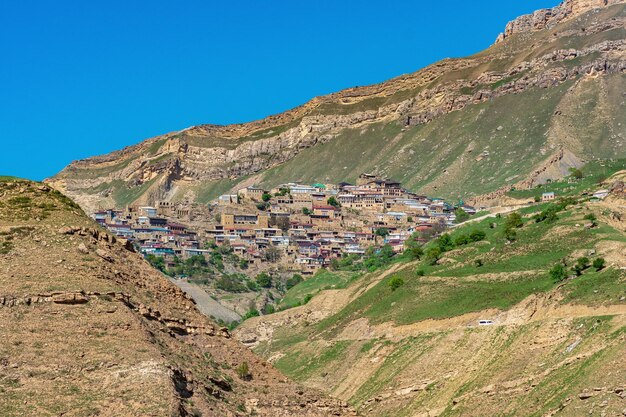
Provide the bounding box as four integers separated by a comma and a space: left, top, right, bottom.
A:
50, 0, 626, 212
0, 179, 356, 417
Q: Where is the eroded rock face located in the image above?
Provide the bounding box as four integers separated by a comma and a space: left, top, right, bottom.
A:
496, 0, 626, 43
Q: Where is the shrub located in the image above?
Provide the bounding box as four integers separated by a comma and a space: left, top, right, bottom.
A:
454, 234, 470, 246
255, 272, 272, 288
388, 276, 405, 291
569, 167, 583, 179
436, 234, 454, 252
405, 245, 424, 260
216, 275, 247, 292
415, 269, 425, 277
474, 259, 484, 268
505, 213, 524, 229
236, 362, 251, 380
573, 257, 590, 276
327, 196, 340, 207
286, 274, 304, 290
593, 257, 606, 271
425, 247, 442, 265
469, 230, 486, 242
375, 228, 390, 238
549, 263, 568, 283
504, 227, 517, 242
454, 208, 470, 223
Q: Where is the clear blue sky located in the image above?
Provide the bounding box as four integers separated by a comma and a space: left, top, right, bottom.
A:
0, 0, 558, 181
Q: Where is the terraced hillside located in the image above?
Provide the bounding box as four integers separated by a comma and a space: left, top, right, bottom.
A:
50, 0, 626, 212
0, 179, 356, 416
235, 189, 626, 416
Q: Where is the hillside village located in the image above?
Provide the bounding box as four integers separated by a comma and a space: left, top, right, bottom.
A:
93, 174, 474, 276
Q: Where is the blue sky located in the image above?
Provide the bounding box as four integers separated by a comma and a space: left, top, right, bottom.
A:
0, 0, 558, 180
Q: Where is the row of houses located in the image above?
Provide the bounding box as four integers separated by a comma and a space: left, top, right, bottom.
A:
211, 174, 469, 273
93, 174, 471, 275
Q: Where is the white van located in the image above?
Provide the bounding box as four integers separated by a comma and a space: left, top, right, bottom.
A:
478, 320, 494, 326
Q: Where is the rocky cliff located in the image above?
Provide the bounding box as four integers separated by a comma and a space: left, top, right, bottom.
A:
0, 179, 356, 416
50, 0, 626, 212
496, 0, 626, 42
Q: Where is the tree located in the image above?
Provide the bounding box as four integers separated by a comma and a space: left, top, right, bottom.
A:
302, 207, 312, 215
474, 259, 484, 268
327, 196, 340, 208
593, 257, 606, 271
425, 247, 442, 265
264, 246, 282, 263
388, 276, 405, 291
505, 213, 524, 229
436, 233, 454, 252
255, 272, 272, 288
146, 254, 166, 272
549, 263, 568, 283
261, 193, 272, 202
404, 232, 424, 260
375, 228, 390, 238
454, 208, 470, 223
405, 245, 424, 260
504, 227, 517, 242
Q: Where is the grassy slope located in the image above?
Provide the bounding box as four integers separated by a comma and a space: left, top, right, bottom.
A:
250, 197, 626, 416
258, 74, 626, 201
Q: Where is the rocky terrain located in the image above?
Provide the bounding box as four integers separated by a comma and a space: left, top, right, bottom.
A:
0, 179, 357, 416
50, 0, 626, 213
235, 187, 626, 416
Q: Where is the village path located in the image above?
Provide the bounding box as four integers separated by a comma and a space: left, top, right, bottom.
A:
169, 278, 242, 324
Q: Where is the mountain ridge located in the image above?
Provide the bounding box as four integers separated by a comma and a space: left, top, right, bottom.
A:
49, 0, 626, 212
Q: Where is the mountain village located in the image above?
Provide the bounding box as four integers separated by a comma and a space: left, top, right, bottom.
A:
93, 173, 477, 275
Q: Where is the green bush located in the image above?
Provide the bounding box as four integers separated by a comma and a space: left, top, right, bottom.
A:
573, 257, 591, 276
549, 263, 568, 283
255, 272, 272, 288
454, 234, 470, 246
236, 362, 251, 380
388, 276, 405, 291
286, 274, 304, 290
593, 257, 606, 271
469, 230, 486, 242
454, 208, 470, 223
505, 213, 524, 229
425, 247, 442, 266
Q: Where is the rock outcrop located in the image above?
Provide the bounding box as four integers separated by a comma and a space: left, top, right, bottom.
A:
496, 0, 626, 43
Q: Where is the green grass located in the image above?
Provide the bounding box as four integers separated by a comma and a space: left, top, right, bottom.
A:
279, 270, 359, 308
274, 340, 353, 382
561, 268, 626, 306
